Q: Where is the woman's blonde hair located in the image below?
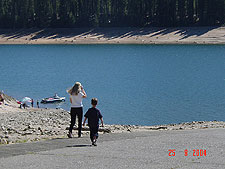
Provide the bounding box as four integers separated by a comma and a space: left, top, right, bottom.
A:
67, 82, 82, 95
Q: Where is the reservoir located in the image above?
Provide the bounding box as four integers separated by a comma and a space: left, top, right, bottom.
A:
0, 44, 225, 125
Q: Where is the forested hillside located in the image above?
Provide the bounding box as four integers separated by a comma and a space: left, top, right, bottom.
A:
0, 0, 224, 28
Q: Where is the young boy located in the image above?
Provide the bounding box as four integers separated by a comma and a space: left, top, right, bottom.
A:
83, 98, 103, 146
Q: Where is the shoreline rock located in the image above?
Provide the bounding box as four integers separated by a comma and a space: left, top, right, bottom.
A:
0, 107, 225, 145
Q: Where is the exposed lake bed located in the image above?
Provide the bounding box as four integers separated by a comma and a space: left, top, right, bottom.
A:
0, 27, 225, 45
1, 104, 225, 145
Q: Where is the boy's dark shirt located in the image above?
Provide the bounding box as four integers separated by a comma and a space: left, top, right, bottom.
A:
84, 107, 102, 128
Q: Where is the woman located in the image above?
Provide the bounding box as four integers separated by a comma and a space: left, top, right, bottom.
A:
67, 82, 87, 138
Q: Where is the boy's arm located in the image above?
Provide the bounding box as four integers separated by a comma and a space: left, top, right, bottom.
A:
100, 118, 104, 127
83, 117, 87, 126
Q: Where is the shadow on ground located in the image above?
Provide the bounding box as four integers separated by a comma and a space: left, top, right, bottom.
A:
0, 27, 219, 41
67, 145, 92, 148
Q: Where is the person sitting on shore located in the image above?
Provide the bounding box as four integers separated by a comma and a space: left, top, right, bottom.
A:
22, 102, 27, 109
0, 94, 4, 105
83, 98, 104, 146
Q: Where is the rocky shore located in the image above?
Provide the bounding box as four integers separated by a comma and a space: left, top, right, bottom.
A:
1, 92, 225, 145
1, 107, 225, 145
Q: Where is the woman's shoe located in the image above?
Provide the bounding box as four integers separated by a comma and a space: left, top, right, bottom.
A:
67, 132, 72, 138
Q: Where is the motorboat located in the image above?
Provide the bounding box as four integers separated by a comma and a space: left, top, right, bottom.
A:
41, 94, 65, 104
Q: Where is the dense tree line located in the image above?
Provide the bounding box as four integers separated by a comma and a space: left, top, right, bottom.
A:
0, 0, 224, 28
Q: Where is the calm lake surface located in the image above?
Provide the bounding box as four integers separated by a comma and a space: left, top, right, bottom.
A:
1, 44, 225, 125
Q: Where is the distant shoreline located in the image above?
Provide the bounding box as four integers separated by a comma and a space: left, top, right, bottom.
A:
0, 27, 225, 45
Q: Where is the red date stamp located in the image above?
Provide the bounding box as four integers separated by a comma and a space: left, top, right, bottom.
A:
168, 149, 206, 157
168, 149, 176, 156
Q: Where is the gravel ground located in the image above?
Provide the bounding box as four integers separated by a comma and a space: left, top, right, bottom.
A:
1, 107, 225, 145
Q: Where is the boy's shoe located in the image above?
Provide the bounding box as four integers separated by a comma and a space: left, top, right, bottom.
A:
67, 132, 72, 138
92, 142, 97, 146
92, 139, 97, 146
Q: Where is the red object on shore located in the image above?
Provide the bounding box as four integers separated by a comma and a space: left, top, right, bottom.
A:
17, 101, 22, 104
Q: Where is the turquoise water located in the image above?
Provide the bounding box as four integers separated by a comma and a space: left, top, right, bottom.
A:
1, 44, 225, 125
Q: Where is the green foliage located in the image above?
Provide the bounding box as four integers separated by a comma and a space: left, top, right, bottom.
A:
0, 0, 224, 28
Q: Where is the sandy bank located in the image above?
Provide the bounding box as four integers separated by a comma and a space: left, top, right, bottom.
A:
0, 27, 225, 45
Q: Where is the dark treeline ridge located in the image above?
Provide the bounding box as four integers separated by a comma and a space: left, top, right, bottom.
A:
0, 0, 225, 28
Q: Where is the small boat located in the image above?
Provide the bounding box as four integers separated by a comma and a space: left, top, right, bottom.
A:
41, 94, 65, 104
